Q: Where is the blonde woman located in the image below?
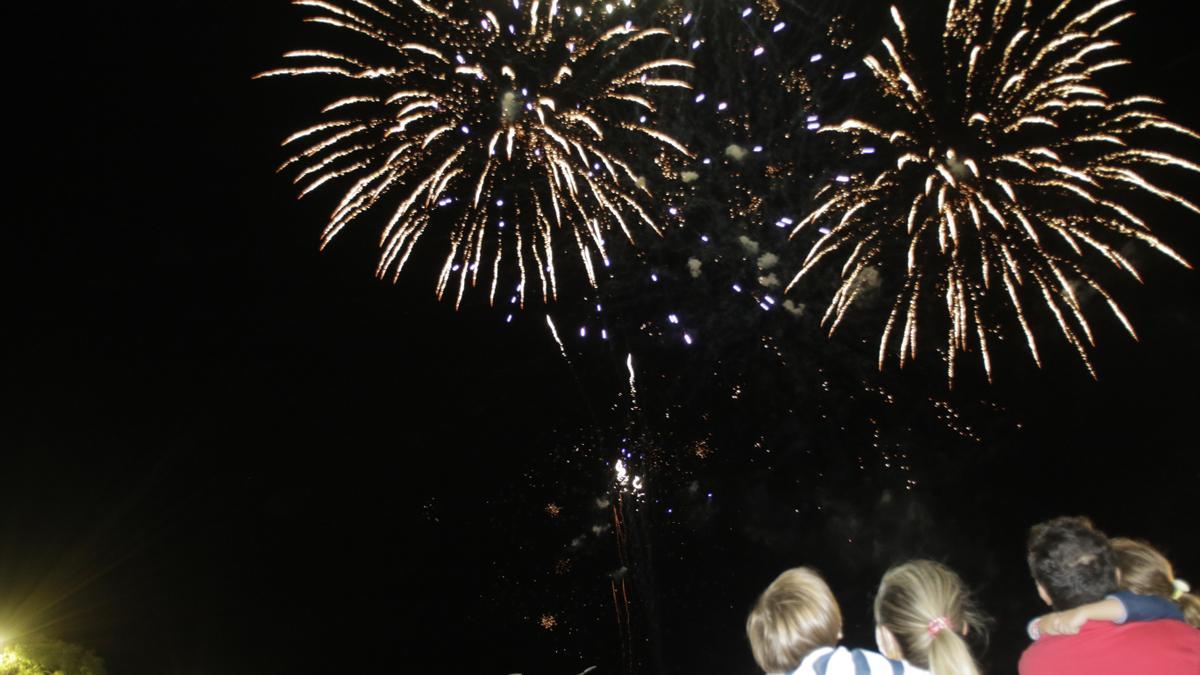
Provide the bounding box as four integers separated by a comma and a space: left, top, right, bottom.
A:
873, 560, 987, 675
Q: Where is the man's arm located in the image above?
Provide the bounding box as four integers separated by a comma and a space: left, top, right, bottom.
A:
1030, 598, 1125, 638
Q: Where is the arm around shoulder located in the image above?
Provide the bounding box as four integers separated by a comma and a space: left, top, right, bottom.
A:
1110, 590, 1186, 623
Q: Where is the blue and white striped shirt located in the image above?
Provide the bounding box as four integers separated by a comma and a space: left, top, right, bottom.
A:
787, 646, 930, 675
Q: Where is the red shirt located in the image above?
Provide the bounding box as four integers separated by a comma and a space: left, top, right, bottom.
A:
1019, 620, 1200, 675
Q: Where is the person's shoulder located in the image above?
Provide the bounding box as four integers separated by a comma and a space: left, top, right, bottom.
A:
796, 645, 914, 675
1059, 620, 1190, 642
1083, 619, 1200, 653
1123, 618, 1200, 640
845, 648, 923, 674
1018, 628, 1088, 675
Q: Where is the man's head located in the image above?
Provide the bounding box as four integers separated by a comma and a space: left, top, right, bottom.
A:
1026, 516, 1119, 610
746, 567, 842, 673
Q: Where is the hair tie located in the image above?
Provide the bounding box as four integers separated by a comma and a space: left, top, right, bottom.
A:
927, 616, 952, 637
1172, 578, 1191, 600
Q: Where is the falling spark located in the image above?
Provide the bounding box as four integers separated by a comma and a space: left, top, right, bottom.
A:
626, 352, 637, 401
260, 0, 693, 307
789, 0, 1197, 383
546, 314, 568, 359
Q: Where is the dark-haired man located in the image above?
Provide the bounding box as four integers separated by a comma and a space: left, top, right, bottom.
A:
1019, 516, 1200, 675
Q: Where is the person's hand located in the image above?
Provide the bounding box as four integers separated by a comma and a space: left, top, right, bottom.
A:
1038, 608, 1089, 636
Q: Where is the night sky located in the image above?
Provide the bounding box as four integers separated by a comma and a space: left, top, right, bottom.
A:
7, 1, 1200, 674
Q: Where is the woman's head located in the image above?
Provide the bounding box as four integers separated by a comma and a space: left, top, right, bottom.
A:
1112, 538, 1200, 628
874, 560, 985, 675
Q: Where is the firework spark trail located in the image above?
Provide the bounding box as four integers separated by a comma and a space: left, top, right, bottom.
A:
626, 353, 638, 406
546, 314, 569, 361
788, 0, 1198, 383
260, 1, 692, 307
611, 494, 635, 673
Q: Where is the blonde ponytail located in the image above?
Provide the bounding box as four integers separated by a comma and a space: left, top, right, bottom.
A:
927, 627, 979, 675
1112, 538, 1200, 629
874, 560, 986, 675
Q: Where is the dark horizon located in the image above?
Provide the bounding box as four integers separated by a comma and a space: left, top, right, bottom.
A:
7, 1, 1200, 674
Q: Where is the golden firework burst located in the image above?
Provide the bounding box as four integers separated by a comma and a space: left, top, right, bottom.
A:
790, 0, 1198, 382
260, 0, 692, 306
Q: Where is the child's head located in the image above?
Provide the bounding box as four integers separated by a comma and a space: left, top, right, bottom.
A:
873, 560, 985, 675
746, 567, 842, 673
1112, 537, 1200, 628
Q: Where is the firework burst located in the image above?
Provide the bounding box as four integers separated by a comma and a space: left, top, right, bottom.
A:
259, 0, 693, 306
788, 0, 1199, 382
